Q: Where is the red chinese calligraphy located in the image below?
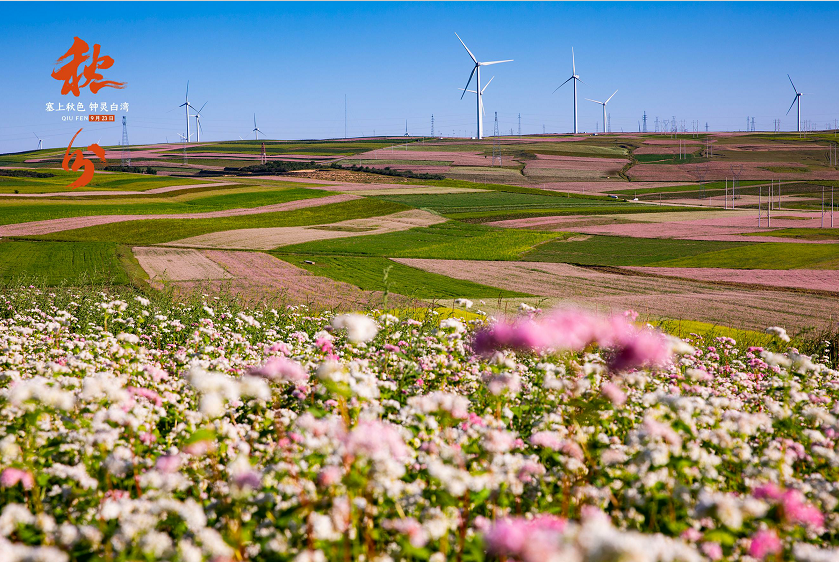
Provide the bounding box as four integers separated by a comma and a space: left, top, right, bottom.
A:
62, 128, 106, 189
51, 37, 126, 97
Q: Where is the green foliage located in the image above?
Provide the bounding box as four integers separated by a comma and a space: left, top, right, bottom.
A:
371, 191, 625, 216
0, 169, 202, 194
745, 228, 839, 241
0, 240, 129, 285
277, 221, 561, 260
103, 165, 158, 175
652, 242, 839, 269
279, 255, 529, 298
25, 199, 410, 245
522, 235, 748, 266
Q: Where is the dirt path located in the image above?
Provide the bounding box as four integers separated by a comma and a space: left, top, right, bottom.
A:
0, 193, 359, 237
163, 209, 446, 250
394, 258, 839, 331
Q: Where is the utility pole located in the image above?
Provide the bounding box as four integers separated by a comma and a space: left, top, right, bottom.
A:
431, 114, 435, 138
121, 116, 130, 167
655, 116, 660, 133
344, 94, 347, 139
643, 111, 647, 133
543, 124, 546, 135
492, 112, 501, 166
518, 113, 521, 137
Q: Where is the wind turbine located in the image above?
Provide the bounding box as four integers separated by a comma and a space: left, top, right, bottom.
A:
786, 74, 804, 133
252, 114, 264, 140
455, 33, 512, 140
459, 76, 494, 125
179, 81, 199, 143
585, 90, 618, 134
33, 133, 42, 150
194, 102, 207, 143
554, 48, 584, 134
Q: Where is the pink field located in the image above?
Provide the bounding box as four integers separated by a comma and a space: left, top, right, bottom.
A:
629, 161, 839, 181
0, 193, 358, 237
355, 149, 491, 166
394, 258, 839, 330
625, 267, 839, 293
525, 154, 628, 172
533, 181, 692, 195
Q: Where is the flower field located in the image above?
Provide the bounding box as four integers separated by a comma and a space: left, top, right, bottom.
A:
0, 288, 838, 562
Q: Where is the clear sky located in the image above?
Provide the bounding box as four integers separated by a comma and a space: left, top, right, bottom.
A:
1, 1, 838, 153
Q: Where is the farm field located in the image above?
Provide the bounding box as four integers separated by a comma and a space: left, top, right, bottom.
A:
1, 131, 837, 334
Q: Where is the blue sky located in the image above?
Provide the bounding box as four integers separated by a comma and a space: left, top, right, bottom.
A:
1, 2, 838, 153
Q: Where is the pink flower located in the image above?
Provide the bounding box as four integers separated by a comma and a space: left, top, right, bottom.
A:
749, 529, 782, 559
780, 490, 824, 529
250, 356, 308, 383
343, 420, 408, 462
317, 466, 343, 487
701, 542, 724, 561
384, 517, 428, 548
607, 330, 671, 372
0, 468, 34, 490
483, 515, 567, 562
155, 455, 182, 473
600, 382, 627, 406
127, 386, 163, 407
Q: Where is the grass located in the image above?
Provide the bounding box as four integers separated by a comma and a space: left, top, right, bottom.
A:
761, 166, 810, 173
180, 139, 416, 156
607, 180, 765, 196
278, 255, 530, 299
370, 191, 626, 216
0, 169, 204, 193
521, 235, 748, 267
653, 318, 772, 346
651, 242, 839, 269
745, 228, 839, 241
23, 199, 409, 245
0, 240, 128, 285
275, 221, 562, 261
0, 186, 332, 226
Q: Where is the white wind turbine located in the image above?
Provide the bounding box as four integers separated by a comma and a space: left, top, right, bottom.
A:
179, 81, 199, 143
585, 90, 618, 134
455, 33, 512, 140
554, 48, 584, 134
194, 102, 207, 143
786, 74, 804, 133
252, 114, 264, 140
33, 133, 42, 150
459, 76, 494, 127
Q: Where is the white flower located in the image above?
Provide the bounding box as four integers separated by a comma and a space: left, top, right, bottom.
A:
332, 314, 378, 343
766, 326, 790, 342
454, 298, 473, 309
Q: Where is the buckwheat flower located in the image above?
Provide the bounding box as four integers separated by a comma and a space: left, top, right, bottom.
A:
379, 313, 400, 325
199, 393, 225, 418
454, 298, 474, 309
332, 313, 378, 343
155, 455, 182, 474
343, 420, 408, 462
116, 332, 139, 344
701, 542, 723, 560
0, 503, 35, 536
0, 468, 34, 490
239, 375, 271, 401
384, 517, 429, 548
135, 296, 150, 307
439, 317, 466, 333
250, 356, 308, 383
293, 549, 326, 562
749, 529, 782, 559
608, 330, 671, 372
765, 326, 790, 342
601, 382, 627, 406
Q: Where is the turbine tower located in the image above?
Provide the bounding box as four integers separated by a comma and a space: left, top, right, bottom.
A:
179, 81, 198, 143
253, 114, 264, 140
33, 133, 42, 150
194, 102, 207, 143
455, 33, 512, 140
554, 48, 584, 134
786, 74, 804, 133
459, 76, 494, 124
585, 90, 618, 134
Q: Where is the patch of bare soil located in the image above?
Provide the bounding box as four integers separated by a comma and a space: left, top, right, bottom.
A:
167, 250, 418, 310
164, 209, 446, 250
284, 169, 414, 184
133, 247, 232, 288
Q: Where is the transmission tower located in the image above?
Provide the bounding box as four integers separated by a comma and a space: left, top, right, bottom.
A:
492, 112, 501, 166
431, 114, 435, 137
751, 117, 755, 132
642, 111, 647, 133
121, 116, 130, 167
518, 113, 521, 137
260, 142, 267, 165
706, 122, 709, 133
655, 117, 659, 133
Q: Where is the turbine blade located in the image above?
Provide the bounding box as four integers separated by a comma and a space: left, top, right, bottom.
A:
455, 33, 478, 64
185, 80, 189, 99
254, 114, 257, 128
461, 65, 477, 100
788, 74, 798, 94
572, 47, 576, 74
458, 88, 478, 93
552, 76, 573, 94
197, 102, 208, 114
786, 96, 798, 115
481, 76, 494, 93
584, 98, 603, 104
605, 89, 618, 104
480, 59, 513, 66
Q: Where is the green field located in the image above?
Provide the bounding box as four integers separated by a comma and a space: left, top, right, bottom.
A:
652, 242, 839, 269
0, 185, 331, 226
607, 180, 765, 196
24, 199, 409, 245
280, 255, 529, 299
745, 228, 839, 241
180, 139, 413, 156
0, 169, 204, 193
0, 240, 128, 285
276, 221, 561, 260
522, 235, 748, 266
371, 191, 627, 216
